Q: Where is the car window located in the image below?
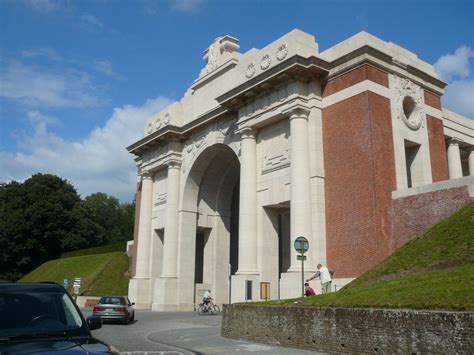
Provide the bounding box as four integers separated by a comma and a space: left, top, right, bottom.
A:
100, 297, 125, 305
0, 289, 83, 337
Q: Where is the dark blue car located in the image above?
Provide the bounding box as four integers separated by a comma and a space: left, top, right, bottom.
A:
0, 282, 117, 354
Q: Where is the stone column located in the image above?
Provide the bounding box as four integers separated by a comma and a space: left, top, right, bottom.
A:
447, 138, 463, 179
161, 162, 181, 277
289, 108, 313, 272
469, 147, 474, 177
134, 172, 154, 278
236, 127, 258, 274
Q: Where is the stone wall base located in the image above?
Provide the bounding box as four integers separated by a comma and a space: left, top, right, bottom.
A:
221, 304, 474, 354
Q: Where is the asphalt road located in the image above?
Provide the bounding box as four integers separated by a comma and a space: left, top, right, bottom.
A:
82, 309, 323, 355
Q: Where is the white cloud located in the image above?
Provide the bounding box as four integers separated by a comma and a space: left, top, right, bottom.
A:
92, 59, 123, 79
0, 61, 100, 108
0, 96, 174, 201
27, 111, 61, 127
434, 46, 474, 119
442, 79, 474, 119
434, 46, 474, 82
80, 13, 104, 29
21, 48, 62, 61
25, 0, 61, 12
171, 0, 202, 13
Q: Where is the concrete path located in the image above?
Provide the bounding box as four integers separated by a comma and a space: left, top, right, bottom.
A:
83, 309, 324, 354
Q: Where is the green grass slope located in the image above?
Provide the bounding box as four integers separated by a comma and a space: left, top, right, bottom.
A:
268, 202, 474, 311
20, 252, 130, 296
61, 241, 127, 258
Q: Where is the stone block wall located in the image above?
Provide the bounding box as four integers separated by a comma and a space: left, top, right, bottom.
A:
222, 304, 474, 354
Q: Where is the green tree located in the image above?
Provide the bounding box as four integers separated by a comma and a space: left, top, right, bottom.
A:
0, 174, 136, 281
0, 174, 80, 281
81, 193, 135, 245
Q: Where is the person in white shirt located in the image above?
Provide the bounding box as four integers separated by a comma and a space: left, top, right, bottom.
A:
202, 289, 214, 308
306, 263, 335, 294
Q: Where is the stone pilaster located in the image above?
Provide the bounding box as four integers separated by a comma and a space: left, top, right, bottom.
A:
128, 171, 154, 308
288, 108, 313, 272
236, 127, 258, 274
161, 162, 182, 277
134, 171, 154, 278
447, 138, 463, 179
468, 147, 474, 177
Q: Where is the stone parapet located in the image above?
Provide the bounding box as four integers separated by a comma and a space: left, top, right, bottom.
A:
221, 304, 474, 354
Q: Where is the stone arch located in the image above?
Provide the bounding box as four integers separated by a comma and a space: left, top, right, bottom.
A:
178, 143, 240, 306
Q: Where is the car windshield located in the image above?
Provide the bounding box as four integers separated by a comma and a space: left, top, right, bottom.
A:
99, 297, 125, 305
0, 288, 83, 338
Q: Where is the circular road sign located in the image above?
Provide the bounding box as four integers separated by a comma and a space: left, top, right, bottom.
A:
294, 236, 309, 253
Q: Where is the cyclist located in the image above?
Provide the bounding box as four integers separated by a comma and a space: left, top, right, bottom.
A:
202, 289, 214, 310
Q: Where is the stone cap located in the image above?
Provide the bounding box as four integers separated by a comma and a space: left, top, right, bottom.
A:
319, 31, 439, 79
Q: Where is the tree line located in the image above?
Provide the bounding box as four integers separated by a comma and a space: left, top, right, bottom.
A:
0, 173, 135, 281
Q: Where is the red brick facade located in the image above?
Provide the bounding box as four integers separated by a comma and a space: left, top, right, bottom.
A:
426, 115, 449, 182
424, 90, 442, 110
322, 64, 389, 97
391, 186, 473, 251
322, 91, 396, 277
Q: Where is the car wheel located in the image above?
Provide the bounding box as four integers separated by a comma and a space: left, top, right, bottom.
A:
130, 312, 135, 322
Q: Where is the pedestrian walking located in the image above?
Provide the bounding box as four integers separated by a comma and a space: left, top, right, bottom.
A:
306, 263, 335, 294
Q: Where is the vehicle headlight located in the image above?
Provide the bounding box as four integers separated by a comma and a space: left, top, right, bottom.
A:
108, 344, 120, 354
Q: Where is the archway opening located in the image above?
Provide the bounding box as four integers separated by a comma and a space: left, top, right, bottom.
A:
183, 144, 240, 305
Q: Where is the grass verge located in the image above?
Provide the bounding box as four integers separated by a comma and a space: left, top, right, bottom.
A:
261, 202, 474, 311
19, 252, 130, 296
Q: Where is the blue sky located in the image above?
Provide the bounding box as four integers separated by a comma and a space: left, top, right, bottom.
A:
1, 0, 473, 202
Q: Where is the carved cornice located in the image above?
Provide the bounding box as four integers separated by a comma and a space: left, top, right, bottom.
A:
448, 137, 464, 146
284, 106, 310, 119
139, 171, 153, 180
216, 55, 329, 110
238, 126, 257, 140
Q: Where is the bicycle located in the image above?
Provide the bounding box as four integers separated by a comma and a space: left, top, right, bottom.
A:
197, 302, 220, 315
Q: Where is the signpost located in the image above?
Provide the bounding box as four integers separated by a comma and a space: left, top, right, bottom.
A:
63, 278, 68, 289
294, 236, 309, 297
73, 277, 82, 300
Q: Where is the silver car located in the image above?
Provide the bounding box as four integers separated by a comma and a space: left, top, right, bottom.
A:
92, 296, 135, 324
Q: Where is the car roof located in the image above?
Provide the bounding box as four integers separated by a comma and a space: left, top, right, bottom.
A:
0, 282, 65, 292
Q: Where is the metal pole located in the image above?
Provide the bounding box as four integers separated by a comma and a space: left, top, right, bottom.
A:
301, 250, 305, 297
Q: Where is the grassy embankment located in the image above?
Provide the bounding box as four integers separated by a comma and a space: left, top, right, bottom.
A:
264, 202, 474, 311
20, 243, 130, 296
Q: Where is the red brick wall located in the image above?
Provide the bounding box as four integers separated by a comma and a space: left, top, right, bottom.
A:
391, 186, 473, 251
426, 115, 449, 182
424, 90, 442, 110
322, 64, 389, 97
130, 179, 142, 277
322, 91, 396, 278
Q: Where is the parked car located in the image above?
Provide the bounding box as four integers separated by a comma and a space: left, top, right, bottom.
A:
0, 282, 118, 354
93, 296, 135, 324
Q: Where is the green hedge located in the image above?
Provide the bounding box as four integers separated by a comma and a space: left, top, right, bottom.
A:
62, 241, 128, 258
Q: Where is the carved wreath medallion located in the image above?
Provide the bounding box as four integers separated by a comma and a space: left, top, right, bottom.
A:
392, 76, 424, 130
163, 112, 171, 125
276, 43, 288, 61
146, 122, 154, 134
260, 54, 271, 70
246, 62, 256, 78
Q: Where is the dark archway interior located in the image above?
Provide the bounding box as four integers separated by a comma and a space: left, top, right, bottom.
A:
189, 144, 240, 285
229, 178, 239, 275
